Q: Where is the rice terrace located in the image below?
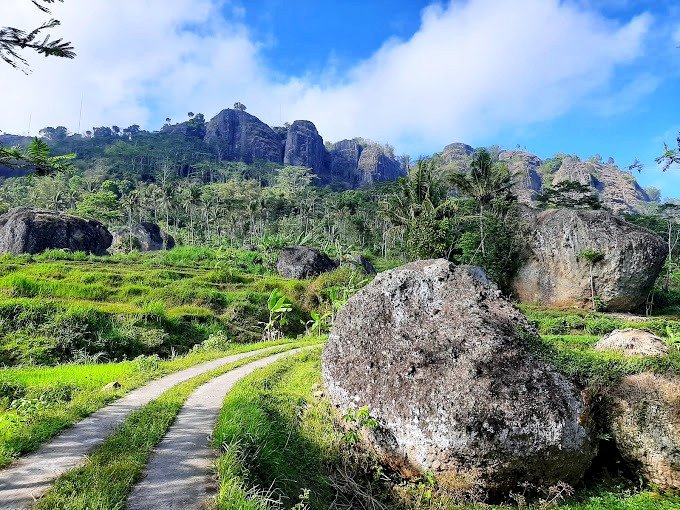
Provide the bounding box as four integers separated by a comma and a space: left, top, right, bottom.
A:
0, 1, 679, 509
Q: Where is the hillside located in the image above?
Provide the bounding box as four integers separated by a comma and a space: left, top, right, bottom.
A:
0, 108, 656, 213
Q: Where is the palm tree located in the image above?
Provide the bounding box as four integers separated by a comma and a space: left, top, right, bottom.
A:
449, 149, 515, 256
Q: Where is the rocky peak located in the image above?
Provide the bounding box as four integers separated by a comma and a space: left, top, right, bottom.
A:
498, 150, 543, 202
283, 120, 326, 174
204, 109, 283, 164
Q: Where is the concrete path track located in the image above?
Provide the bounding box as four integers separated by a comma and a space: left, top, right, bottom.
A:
126, 348, 307, 510
0, 345, 290, 510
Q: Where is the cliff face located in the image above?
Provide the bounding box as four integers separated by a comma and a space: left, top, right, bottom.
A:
204, 109, 284, 164
283, 120, 326, 174
435, 142, 653, 214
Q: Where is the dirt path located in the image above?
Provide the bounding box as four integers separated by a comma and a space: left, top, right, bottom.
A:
126, 348, 307, 510
0, 345, 290, 510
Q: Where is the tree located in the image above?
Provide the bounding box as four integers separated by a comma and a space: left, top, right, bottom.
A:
0, 137, 74, 175
578, 249, 605, 311
111, 125, 120, 136
536, 180, 601, 209
656, 132, 680, 171
233, 102, 247, 112
74, 190, 121, 223
449, 149, 515, 256
1, 0, 75, 72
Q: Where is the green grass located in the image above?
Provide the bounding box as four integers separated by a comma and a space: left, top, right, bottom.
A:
0, 250, 322, 365
0, 339, 299, 468
34, 339, 323, 510
212, 350, 680, 510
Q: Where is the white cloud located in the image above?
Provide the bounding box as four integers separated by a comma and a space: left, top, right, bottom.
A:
673, 24, 680, 46
0, 0, 653, 155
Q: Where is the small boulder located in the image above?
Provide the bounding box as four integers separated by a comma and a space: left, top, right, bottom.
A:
112, 222, 175, 252
339, 254, 376, 275
595, 329, 669, 357
323, 259, 596, 495
0, 207, 112, 255
276, 246, 338, 279
102, 381, 121, 391
608, 373, 680, 491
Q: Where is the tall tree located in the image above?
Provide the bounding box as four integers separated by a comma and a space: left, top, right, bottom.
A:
449, 149, 515, 256
1, 0, 75, 72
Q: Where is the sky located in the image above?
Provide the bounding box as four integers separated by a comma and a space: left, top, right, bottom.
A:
0, 0, 679, 197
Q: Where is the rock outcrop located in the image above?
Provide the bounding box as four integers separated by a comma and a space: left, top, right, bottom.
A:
283, 120, 326, 174
204, 109, 283, 164
327, 139, 362, 184
323, 259, 595, 494
608, 373, 680, 491
0, 207, 112, 255
595, 329, 669, 357
327, 139, 405, 187
498, 150, 543, 202
513, 208, 666, 312
356, 144, 403, 187
276, 246, 338, 279
552, 157, 651, 214
112, 222, 175, 252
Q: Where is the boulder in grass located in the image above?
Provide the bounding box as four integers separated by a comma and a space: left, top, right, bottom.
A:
339, 254, 377, 275
323, 259, 596, 495
112, 222, 175, 252
595, 329, 669, 357
608, 373, 680, 492
0, 207, 112, 255
276, 246, 338, 279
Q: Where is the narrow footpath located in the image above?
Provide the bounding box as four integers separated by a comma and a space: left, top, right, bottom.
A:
126, 348, 307, 510
0, 345, 289, 510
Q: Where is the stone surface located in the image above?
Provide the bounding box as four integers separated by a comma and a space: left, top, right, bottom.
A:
595, 329, 669, 357
498, 150, 543, 202
204, 109, 283, 164
323, 259, 595, 494
112, 222, 175, 252
356, 144, 404, 187
513, 208, 666, 312
552, 157, 651, 214
326, 139, 405, 187
608, 373, 680, 492
0, 207, 112, 256
283, 120, 327, 173
339, 254, 377, 275
276, 246, 338, 279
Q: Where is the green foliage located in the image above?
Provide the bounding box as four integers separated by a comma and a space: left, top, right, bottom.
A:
0, 138, 75, 175
537, 180, 602, 209
262, 289, 293, 341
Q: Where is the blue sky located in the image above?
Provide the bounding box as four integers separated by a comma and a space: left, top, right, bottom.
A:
0, 0, 679, 197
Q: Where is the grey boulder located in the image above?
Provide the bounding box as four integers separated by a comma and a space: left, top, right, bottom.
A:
323, 259, 595, 495
595, 329, 669, 357
112, 222, 175, 252
0, 207, 112, 255
513, 208, 666, 312
276, 246, 337, 279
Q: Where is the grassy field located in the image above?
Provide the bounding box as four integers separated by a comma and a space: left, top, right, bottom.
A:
34, 339, 323, 510
211, 346, 680, 510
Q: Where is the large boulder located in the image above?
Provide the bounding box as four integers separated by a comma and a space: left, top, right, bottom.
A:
323, 259, 596, 494
513, 208, 666, 312
0, 208, 112, 255
595, 329, 669, 357
608, 373, 680, 491
276, 246, 338, 279
283, 120, 326, 174
204, 109, 283, 164
112, 222, 175, 252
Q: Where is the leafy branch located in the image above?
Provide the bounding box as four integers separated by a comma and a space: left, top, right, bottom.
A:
0, 138, 75, 176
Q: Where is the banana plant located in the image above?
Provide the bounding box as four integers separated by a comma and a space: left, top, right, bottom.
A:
261, 288, 292, 341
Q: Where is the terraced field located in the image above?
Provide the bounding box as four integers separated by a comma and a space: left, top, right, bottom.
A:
0, 249, 678, 509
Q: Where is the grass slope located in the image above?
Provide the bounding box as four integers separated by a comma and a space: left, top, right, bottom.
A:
33, 339, 322, 510
212, 350, 680, 510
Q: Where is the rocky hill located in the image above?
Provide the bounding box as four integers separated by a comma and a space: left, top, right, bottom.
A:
1, 109, 656, 212
433, 142, 654, 213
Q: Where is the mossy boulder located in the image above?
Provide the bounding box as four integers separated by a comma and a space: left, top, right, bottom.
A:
323, 259, 596, 495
